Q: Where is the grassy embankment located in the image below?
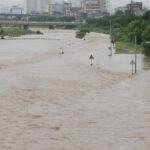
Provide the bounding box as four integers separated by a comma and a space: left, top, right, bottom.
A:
0, 28, 42, 39
76, 24, 143, 54
30, 25, 67, 29
115, 41, 143, 54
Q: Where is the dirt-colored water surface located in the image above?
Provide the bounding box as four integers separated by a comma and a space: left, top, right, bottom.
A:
0, 29, 150, 150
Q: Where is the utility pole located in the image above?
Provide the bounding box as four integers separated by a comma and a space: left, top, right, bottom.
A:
134, 36, 137, 74
110, 20, 112, 39
109, 20, 112, 56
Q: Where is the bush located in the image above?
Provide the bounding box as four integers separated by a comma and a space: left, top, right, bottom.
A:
0, 29, 4, 35
142, 25, 150, 42
1, 35, 4, 39
76, 28, 90, 39
76, 31, 86, 39
36, 30, 42, 34
143, 42, 150, 56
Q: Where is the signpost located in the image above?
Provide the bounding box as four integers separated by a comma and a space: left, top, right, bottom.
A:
89, 54, 94, 66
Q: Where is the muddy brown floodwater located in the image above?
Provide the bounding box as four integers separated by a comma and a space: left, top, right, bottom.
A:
0, 29, 150, 150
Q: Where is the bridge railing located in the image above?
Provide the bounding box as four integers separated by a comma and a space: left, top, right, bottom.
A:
0, 20, 82, 26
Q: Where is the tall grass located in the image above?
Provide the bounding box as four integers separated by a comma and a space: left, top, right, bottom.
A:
0, 28, 37, 37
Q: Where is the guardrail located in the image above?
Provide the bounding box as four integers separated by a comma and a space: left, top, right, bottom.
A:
0, 20, 82, 26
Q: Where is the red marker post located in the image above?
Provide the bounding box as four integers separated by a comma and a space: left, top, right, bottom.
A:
89, 54, 94, 66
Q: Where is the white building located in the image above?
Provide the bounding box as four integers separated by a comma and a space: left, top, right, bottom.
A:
49, 3, 64, 17
83, 0, 108, 18
26, 0, 37, 14
10, 6, 23, 14
63, 2, 72, 16
26, 0, 51, 14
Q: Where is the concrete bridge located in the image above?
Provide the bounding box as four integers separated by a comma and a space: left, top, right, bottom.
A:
0, 20, 82, 29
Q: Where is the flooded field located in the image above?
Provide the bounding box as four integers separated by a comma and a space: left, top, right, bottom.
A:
0, 29, 150, 150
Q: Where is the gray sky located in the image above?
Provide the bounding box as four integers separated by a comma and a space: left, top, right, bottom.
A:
0, 0, 149, 9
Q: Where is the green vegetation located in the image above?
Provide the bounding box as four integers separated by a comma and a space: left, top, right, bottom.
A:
30, 25, 48, 28
36, 30, 42, 34
0, 28, 42, 38
143, 42, 150, 56
1, 35, 4, 39
115, 41, 143, 54
76, 28, 90, 38
76, 10, 150, 56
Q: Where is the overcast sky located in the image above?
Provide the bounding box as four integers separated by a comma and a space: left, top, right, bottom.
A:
0, 0, 149, 9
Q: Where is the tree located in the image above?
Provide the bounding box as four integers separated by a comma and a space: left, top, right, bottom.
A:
142, 25, 150, 42
143, 42, 150, 56
127, 20, 143, 44
143, 11, 150, 21
115, 10, 124, 16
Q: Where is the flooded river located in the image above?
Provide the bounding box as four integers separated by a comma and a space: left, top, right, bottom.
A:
0, 29, 150, 150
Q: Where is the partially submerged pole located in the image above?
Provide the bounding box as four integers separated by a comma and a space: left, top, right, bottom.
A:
130, 59, 135, 75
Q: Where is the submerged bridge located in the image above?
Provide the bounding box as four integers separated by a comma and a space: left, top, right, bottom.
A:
0, 20, 82, 29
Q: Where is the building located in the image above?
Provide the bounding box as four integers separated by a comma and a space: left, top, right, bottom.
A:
0, 6, 11, 14
26, 0, 37, 14
10, 6, 23, 14
127, 2, 143, 12
49, 3, 64, 17
48, 2, 72, 17
70, 8, 83, 21
115, 6, 127, 13
134, 9, 147, 16
126, 2, 146, 16
63, 2, 72, 16
83, 0, 108, 18
26, 0, 51, 14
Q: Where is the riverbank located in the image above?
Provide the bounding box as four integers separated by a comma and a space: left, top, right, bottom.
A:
0, 27, 42, 38
115, 41, 144, 54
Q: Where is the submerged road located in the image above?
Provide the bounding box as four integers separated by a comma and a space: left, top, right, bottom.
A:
0, 29, 150, 150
